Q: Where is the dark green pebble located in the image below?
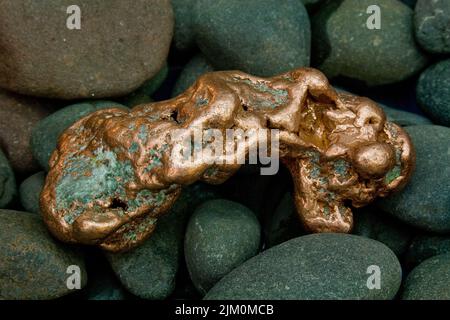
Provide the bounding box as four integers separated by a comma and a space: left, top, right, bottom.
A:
377, 125, 450, 233
0, 210, 87, 299
205, 233, 401, 300
184, 199, 261, 295
19, 171, 45, 214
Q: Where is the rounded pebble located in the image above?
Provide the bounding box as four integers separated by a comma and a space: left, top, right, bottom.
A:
185, 199, 261, 295
377, 125, 450, 233
312, 0, 428, 86
205, 233, 401, 300
417, 59, 450, 127
194, 0, 311, 77
0, 210, 87, 299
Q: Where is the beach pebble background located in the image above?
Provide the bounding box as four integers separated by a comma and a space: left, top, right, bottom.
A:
0, 0, 449, 300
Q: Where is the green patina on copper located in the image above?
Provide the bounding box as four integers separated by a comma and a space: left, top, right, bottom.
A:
385, 166, 401, 185
234, 77, 288, 109
385, 148, 402, 185
127, 188, 167, 210
56, 148, 135, 224
122, 212, 158, 241
144, 146, 166, 173
129, 142, 139, 154
334, 159, 349, 176
196, 97, 209, 107
138, 125, 148, 144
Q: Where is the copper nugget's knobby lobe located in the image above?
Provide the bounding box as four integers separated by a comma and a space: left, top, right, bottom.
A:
40, 68, 415, 252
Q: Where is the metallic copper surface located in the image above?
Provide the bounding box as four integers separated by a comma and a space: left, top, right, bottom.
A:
40, 68, 415, 252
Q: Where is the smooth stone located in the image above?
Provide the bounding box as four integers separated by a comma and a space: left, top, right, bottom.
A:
185, 199, 261, 295
172, 0, 196, 51
405, 235, 450, 268
264, 192, 304, 248
121, 63, 168, 107
0, 148, 16, 208
205, 234, 401, 300
312, 0, 428, 86
30, 101, 128, 171
377, 125, 450, 232
414, 0, 450, 54
417, 59, 450, 127
402, 253, 450, 300
172, 54, 215, 97
353, 207, 412, 256
122, 92, 153, 108
0, 210, 87, 299
0, 0, 173, 99
138, 63, 169, 97
106, 183, 219, 299
194, 0, 310, 77
19, 171, 45, 214
0, 89, 57, 175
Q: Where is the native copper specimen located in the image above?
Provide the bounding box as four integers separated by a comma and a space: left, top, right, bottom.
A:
40, 68, 415, 252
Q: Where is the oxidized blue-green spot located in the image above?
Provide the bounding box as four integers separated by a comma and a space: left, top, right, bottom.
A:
196, 97, 209, 107
385, 166, 401, 184
128, 188, 167, 210
305, 150, 320, 163
144, 147, 164, 173
235, 77, 288, 109
334, 159, 349, 176
56, 148, 135, 224
129, 142, 139, 154
138, 125, 148, 144
310, 166, 320, 179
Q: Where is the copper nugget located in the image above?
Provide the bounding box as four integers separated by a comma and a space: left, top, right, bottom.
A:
40, 68, 415, 252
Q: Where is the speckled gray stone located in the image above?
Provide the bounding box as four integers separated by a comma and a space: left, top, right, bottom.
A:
172, 0, 197, 51
312, 0, 428, 86
121, 63, 168, 107
172, 54, 215, 97
377, 125, 450, 232
194, 0, 310, 77
30, 101, 128, 171
0, 0, 173, 99
353, 207, 412, 256
0, 89, 58, 176
0, 210, 86, 299
414, 0, 450, 54
19, 171, 45, 214
402, 254, 450, 300
0, 148, 16, 209
405, 235, 450, 268
185, 199, 260, 295
205, 234, 401, 300
417, 59, 450, 127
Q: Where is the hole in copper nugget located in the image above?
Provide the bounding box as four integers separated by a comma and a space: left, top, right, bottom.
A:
109, 198, 128, 211
170, 110, 180, 124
